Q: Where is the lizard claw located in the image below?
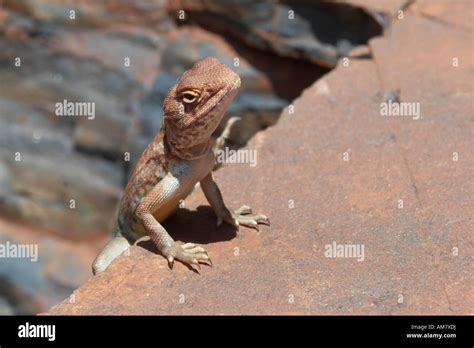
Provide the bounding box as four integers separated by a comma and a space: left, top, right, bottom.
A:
231, 205, 270, 230
216, 205, 268, 232
234, 204, 252, 215
167, 255, 174, 269
192, 259, 201, 270
164, 242, 212, 270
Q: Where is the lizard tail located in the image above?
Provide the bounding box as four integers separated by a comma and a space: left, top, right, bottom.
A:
213, 116, 240, 170
92, 235, 131, 275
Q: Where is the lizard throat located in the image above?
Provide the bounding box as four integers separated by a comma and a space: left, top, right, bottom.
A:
163, 132, 210, 160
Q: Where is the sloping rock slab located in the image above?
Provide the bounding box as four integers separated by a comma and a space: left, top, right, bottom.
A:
47, 10, 472, 315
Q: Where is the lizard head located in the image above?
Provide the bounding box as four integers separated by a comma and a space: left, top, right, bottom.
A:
163, 57, 241, 159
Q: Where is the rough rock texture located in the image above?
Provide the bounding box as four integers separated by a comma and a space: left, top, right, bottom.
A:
1, 0, 377, 238
3, 0, 173, 30
0, 217, 102, 314
411, 0, 473, 30
343, 0, 410, 17
47, 4, 473, 314
0, 7, 155, 237
169, 0, 384, 67
0, 0, 384, 314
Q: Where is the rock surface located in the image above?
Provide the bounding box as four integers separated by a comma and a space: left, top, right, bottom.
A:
0, 0, 385, 314
47, 3, 473, 315
0, 217, 102, 314
169, 0, 384, 67
1, 0, 379, 238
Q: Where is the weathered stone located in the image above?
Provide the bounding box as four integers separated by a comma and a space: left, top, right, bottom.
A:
348, 44, 371, 58
4, 0, 173, 31
0, 38, 142, 236
0, 218, 101, 314
0, 120, 122, 238
0, 0, 470, 316
168, 0, 383, 67
49, 29, 163, 88
0, 0, 170, 241
410, 0, 473, 30
342, 0, 409, 17
47, 4, 472, 314
369, 13, 473, 312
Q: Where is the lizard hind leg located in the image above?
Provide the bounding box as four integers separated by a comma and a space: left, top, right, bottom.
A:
92, 236, 131, 275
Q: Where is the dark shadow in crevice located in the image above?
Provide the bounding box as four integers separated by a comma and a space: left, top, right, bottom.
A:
171, 1, 384, 100
288, 1, 383, 52
173, 15, 330, 101
215, 32, 330, 101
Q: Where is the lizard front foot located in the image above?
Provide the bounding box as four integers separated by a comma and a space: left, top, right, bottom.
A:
217, 204, 270, 231
163, 242, 212, 270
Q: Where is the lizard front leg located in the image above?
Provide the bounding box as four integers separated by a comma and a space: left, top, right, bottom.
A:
135, 174, 211, 269
200, 172, 270, 230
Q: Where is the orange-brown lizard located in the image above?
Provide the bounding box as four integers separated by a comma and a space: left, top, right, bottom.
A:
92, 57, 269, 274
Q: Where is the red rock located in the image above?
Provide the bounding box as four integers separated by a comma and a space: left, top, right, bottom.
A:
3, 0, 172, 31
49, 29, 161, 88
348, 45, 371, 58
168, 0, 383, 67
342, 0, 409, 16
0, 218, 102, 314
369, 13, 473, 313
46, 8, 472, 312
0, 0, 467, 316
411, 0, 473, 30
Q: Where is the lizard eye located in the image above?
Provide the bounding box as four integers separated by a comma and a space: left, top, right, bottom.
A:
181, 90, 200, 104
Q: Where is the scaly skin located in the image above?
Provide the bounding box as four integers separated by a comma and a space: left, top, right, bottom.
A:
92, 57, 269, 274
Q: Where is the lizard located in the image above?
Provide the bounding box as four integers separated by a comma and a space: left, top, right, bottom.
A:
92, 57, 269, 275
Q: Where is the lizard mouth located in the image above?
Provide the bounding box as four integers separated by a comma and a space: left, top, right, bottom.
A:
209, 78, 240, 109
202, 77, 241, 116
